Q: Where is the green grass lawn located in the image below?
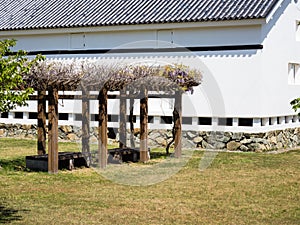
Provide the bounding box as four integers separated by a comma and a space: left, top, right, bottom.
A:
0, 138, 299, 224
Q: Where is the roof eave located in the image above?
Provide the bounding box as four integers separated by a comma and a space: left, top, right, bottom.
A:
0, 18, 266, 36
264, 0, 286, 24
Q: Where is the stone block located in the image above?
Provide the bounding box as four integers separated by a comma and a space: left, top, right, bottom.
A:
182, 138, 195, 149
186, 131, 197, 139
240, 145, 249, 151
0, 129, 5, 136
269, 136, 277, 144
227, 141, 241, 151
21, 124, 32, 130
240, 138, 252, 144
60, 125, 73, 133
155, 137, 167, 147
251, 138, 268, 145
248, 143, 266, 151
232, 132, 244, 141
67, 133, 77, 141
202, 140, 216, 149
201, 140, 214, 149
193, 136, 203, 144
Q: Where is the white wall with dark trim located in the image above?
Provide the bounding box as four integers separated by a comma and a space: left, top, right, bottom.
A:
1, 2, 300, 133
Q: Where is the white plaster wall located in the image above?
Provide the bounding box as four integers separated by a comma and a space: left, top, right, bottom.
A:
1, 3, 300, 132
191, 51, 263, 117
173, 25, 261, 46
1, 24, 261, 51
0, 23, 266, 120
86, 30, 157, 49
260, 0, 300, 116
3, 50, 262, 119
10, 34, 70, 51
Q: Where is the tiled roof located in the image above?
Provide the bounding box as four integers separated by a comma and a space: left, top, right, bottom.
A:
0, 0, 279, 31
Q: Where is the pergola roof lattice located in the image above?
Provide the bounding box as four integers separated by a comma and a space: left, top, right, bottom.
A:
24, 61, 202, 92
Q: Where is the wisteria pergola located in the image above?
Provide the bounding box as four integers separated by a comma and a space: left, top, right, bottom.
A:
24, 61, 201, 173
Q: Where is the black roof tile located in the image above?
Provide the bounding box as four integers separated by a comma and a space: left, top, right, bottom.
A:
0, 0, 280, 31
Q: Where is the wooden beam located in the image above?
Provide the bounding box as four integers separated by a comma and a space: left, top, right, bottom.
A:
119, 90, 127, 148
82, 88, 90, 154
140, 87, 149, 162
29, 93, 176, 101
98, 88, 108, 169
37, 91, 46, 155
48, 89, 59, 174
174, 91, 182, 158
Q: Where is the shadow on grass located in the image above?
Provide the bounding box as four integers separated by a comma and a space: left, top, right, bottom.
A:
150, 151, 168, 160
0, 202, 29, 224
0, 151, 169, 171
0, 157, 26, 171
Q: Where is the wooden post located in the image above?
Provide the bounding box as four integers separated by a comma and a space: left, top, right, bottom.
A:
37, 90, 46, 155
98, 88, 108, 169
48, 89, 59, 174
174, 91, 182, 158
119, 90, 127, 148
140, 87, 149, 162
82, 88, 90, 154
129, 96, 135, 148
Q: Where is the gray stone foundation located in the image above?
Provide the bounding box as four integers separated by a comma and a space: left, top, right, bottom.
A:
1, 123, 300, 152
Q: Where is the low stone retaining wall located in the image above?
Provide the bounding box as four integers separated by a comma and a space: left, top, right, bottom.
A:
181, 129, 300, 152
0, 123, 300, 152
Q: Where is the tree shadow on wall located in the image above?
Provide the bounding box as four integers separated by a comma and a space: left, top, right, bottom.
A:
0, 202, 29, 224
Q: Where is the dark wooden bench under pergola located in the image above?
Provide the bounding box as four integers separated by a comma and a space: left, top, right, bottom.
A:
25, 61, 201, 173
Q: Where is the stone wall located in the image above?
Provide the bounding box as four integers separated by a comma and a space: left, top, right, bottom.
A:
182, 129, 300, 152
147, 129, 300, 151
1, 123, 300, 152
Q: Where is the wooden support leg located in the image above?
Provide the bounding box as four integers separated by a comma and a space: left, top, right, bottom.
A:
119, 90, 127, 148
48, 89, 59, 174
37, 90, 46, 155
82, 89, 90, 154
129, 96, 135, 148
174, 91, 182, 158
98, 88, 108, 169
140, 87, 149, 162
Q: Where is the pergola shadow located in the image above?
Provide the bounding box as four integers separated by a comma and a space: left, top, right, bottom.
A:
0, 201, 29, 224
